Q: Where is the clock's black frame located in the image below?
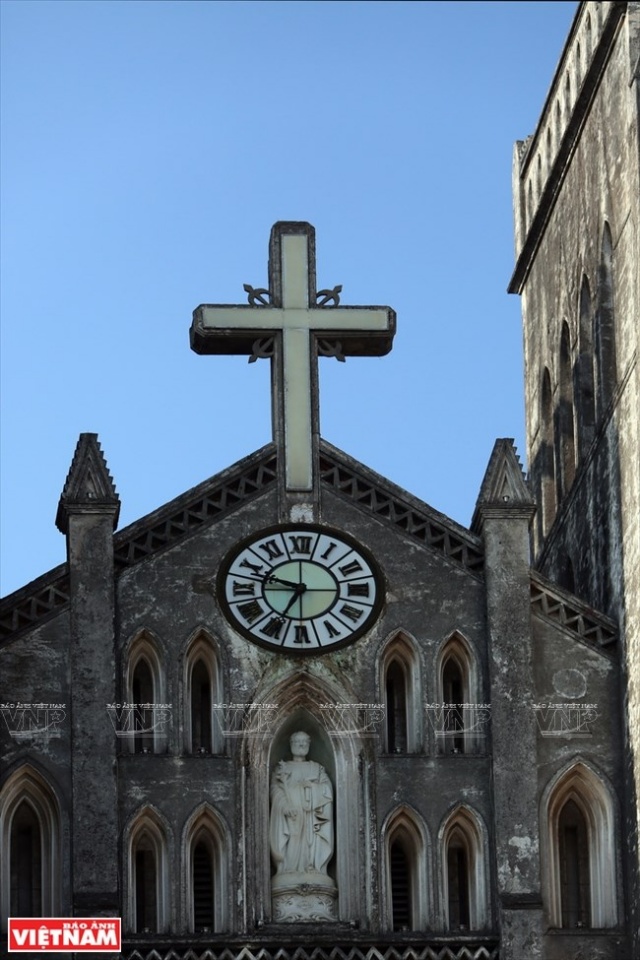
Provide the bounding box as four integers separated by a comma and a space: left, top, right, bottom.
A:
216, 523, 386, 655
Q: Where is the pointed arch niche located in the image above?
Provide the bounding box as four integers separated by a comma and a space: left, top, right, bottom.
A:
379, 631, 422, 754
0, 765, 62, 930
540, 367, 556, 538
594, 222, 616, 419
124, 631, 167, 755
244, 671, 367, 925
439, 805, 490, 932
557, 321, 576, 499
183, 804, 229, 933
542, 761, 617, 929
125, 806, 170, 933
183, 630, 223, 755
436, 633, 481, 756
576, 276, 596, 456
381, 805, 431, 932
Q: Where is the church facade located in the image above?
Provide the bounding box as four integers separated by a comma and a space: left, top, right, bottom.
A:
1, 4, 638, 960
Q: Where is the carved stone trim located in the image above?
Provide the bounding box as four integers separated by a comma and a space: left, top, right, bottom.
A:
530, 572, 617, 650
0, 568, 70, 642
0, 450, 278, 643
113, 454, 277, 568
120, 943, 500, 960
319, 448, 485, 576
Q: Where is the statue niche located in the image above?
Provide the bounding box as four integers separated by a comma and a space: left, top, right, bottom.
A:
270, 730, 337, 921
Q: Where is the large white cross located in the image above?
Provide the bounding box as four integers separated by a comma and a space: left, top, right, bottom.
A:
190, 222, 396, 492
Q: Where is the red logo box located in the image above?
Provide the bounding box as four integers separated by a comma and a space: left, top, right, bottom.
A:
9, 918, 121, 952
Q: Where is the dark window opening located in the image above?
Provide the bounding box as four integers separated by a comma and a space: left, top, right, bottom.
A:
443, 658, 465, 753
10, 801, 42, 916
559, 799, 590, 928
191, 659, 212, 753
447, 840, 470, 929
390, 838, 412, 931
386, 661, 408, 753
193, 840, 214, 932
135, 844, 157, 932
132, 659, 154, 754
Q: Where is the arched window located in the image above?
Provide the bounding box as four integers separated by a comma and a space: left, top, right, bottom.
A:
447, 830, 470, 929
127, 809, 169, 934
0, 766, 61, 930
184, 806, 228, 933
559, 799, 590, 928
386, 660, 408, 753
555, 100, 562, 145
10, 801, 42, 915
544, 761, 617, 928
576, 276, 595, 456
383, 807, 429, 931
440, 806, 489, 932
594, 223, 616, 419
557, 322, 576, 499
192, 835, 215, 931
380, 633, 421, 754
184, 632, 223, 755
126, 633, 165, 755
436, 633, 480, 755
540, 368, 556, 537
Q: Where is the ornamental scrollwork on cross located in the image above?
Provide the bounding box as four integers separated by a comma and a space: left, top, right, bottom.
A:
243, 283, 271, 306
318, 340, 346, 362
248, 337, 275, 363
316, 285, 342, 307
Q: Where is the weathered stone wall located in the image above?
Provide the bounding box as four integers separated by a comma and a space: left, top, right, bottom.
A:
512, 1, 640, 950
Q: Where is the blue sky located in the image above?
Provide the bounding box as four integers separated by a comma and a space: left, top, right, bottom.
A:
0, 0, 577, 596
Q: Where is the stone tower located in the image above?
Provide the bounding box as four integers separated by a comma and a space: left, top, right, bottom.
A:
509, 0, 640, 948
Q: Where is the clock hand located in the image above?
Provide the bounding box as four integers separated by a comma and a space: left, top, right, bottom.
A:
281, 582, 307, 617
264, 574, 301, 590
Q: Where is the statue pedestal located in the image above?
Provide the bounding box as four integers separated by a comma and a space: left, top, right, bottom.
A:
272, 871, 337, 922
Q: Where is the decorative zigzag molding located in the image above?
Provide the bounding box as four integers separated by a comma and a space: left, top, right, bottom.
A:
0, 446, 617, 653
120, 943, 500, 960
319, 448, 484, 576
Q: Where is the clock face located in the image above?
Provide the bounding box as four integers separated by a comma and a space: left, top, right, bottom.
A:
218, 525, 384, 653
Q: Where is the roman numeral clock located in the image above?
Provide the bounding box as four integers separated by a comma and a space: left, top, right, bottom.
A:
190, 222, 395, 654
218, 526, 383, 652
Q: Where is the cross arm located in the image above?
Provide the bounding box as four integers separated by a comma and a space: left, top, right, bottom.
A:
190, 305, 286, 355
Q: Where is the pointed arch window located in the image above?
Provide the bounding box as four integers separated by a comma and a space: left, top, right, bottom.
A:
380, 633, 421, 754
386, 660, 408, 754
540, 368, 556, 537
184, 633, 222, 755
184, 807, 228, 933
383, 807, 429, 931
126, 633, 166, 755
437, 633, 480, 755
447, 832, 470, 929
576, 276, 595, 456
544, 762, 617, 928
127, 811, 169, 933
594, 223, 616, 419
557, 322, 576, 499
192, 835, 215, 931
559, 799, 590, 928
10, 801, 42, 916
441, 806, 489, 931
0, 766, 61, 930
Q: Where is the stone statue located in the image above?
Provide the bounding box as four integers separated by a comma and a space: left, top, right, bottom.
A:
269, 731, 337, 921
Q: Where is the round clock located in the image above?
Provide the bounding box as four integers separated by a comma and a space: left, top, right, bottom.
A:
218, 525, 384, 653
